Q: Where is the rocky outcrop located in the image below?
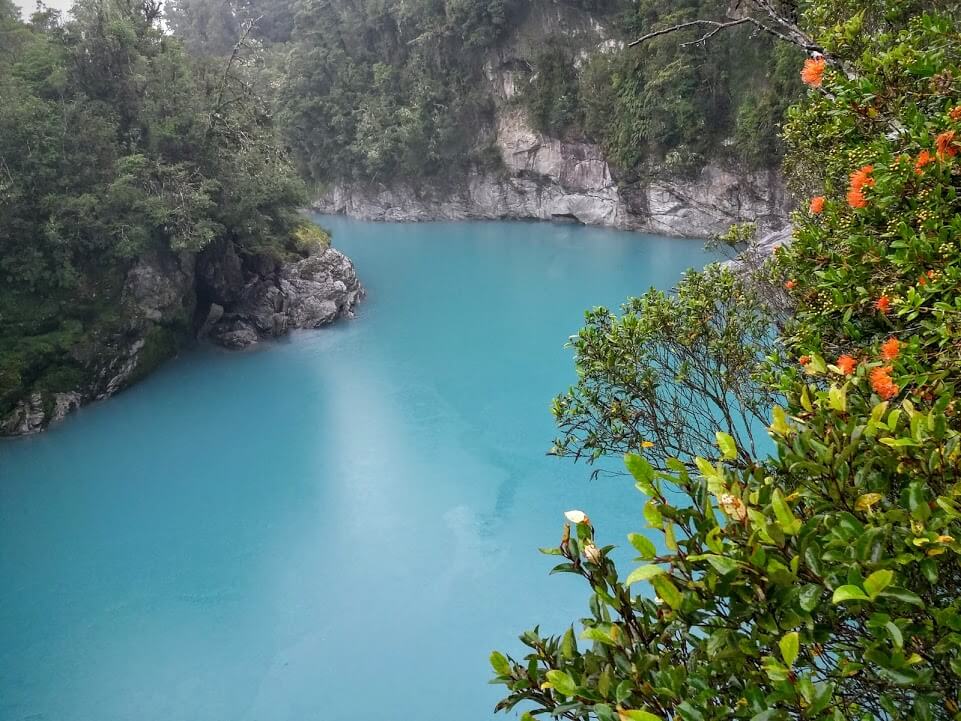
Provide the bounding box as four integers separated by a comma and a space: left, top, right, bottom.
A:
204, 247, 364, 350
315, 158, 790, 238
2, 243, 364, 436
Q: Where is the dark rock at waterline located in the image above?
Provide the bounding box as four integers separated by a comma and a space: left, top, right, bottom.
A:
204, 247, 365, 350
1, 243, 364, 436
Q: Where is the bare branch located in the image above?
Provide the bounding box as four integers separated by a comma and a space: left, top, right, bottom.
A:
628, 0, 825, 55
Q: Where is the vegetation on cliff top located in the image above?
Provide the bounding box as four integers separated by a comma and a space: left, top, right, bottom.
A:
164, 0, 799, 186
0, 0, 313, 419
493, 1, 961, 718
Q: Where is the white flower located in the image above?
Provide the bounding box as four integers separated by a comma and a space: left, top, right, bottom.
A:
564, 509, 590, 525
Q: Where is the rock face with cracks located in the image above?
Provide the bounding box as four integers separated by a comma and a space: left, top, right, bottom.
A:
206, 248, 365, 350
2, 243, 364, 436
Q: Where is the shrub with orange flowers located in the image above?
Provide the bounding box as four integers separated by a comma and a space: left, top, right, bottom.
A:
809, 195, 825, 213
495, 5, 961, 721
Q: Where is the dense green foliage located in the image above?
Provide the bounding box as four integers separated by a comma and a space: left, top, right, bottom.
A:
493, 2, 961, 719
524, 1, 803, 174
164, 0, 800, 185
276, 0, 513, 183
0, 0, 311, 418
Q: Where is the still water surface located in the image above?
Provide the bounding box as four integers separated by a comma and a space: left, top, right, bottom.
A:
0, 218, 713, 721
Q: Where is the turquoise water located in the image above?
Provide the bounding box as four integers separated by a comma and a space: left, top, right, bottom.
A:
0, 218, 713, 721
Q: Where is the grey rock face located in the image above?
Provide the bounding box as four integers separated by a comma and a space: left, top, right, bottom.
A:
206, 247, 365, 349
315, 147, 791, 239
122, 252, 194, 324
1, 392, 47, 436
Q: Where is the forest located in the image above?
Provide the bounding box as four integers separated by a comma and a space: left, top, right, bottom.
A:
164, 0, 801, 184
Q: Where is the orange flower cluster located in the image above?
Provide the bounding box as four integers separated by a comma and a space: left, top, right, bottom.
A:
919, 270, 936, 286
801, 57, 826, 87
870, 366, 899, 400
799, 355, 812, 366
847, 165, 875, 208
875, 295, 891, 314
951, 105, 961, 122
936, 130, 958, 159
836, 355, 857, 375
785, 279, 797, 290
881, 337, 901, 360
809, 196, 825, 214
915, 149, 935, 175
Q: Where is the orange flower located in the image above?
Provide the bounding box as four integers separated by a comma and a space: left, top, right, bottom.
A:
847, 187, 868, 208
801, 57, 827, 87
951, 105, 961, 122
919, 274, 927, 286
881, 337, 901, 360
870, 366, 899, 400
809, 196, 826, 214
936, 130, 958, 159
799, 355, 812, 366
836, 355, 857, 375
850, 165, 875, 190
915, 149, 935, 175
847, 165, 874, 208
785, 279, 796, 290
875, 295, 891, 314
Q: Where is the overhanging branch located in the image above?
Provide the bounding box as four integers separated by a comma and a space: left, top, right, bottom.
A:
628, 0, 824, 55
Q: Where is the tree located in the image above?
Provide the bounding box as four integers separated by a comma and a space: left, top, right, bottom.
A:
0, 0, 314, 418
492, 2, 961, 719
551, 264, 785, 470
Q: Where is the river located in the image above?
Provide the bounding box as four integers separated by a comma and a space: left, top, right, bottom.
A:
0, 217, 713, 721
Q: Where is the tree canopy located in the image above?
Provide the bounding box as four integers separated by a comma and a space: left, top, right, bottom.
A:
0, 0, 311, 418
493, 1, 961, 719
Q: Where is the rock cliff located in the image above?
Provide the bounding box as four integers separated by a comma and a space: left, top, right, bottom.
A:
1, 244, 363, 436
313, 2, 792, 236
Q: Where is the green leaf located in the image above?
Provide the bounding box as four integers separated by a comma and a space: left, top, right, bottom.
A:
618, 710, 663, 721
799, 584, 822, 612
651, 574, 682, 609
625, 564, 665, 585
628, 532, 657, 560
771, 405, 792, 436
828, 384, 847, 412
716, 431, 737, 460
625, 453, 655, 495
779, 631, 800, 667
771, 489, 802, 535
582, 627, 618, 646
643, 499, 662, 528
489, 651, 511, 676
832, 585, 870, 604
879, 587, 925, 607
545, 669, 577, 696
863, 569, 894, 599
701, 553, 738, 575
